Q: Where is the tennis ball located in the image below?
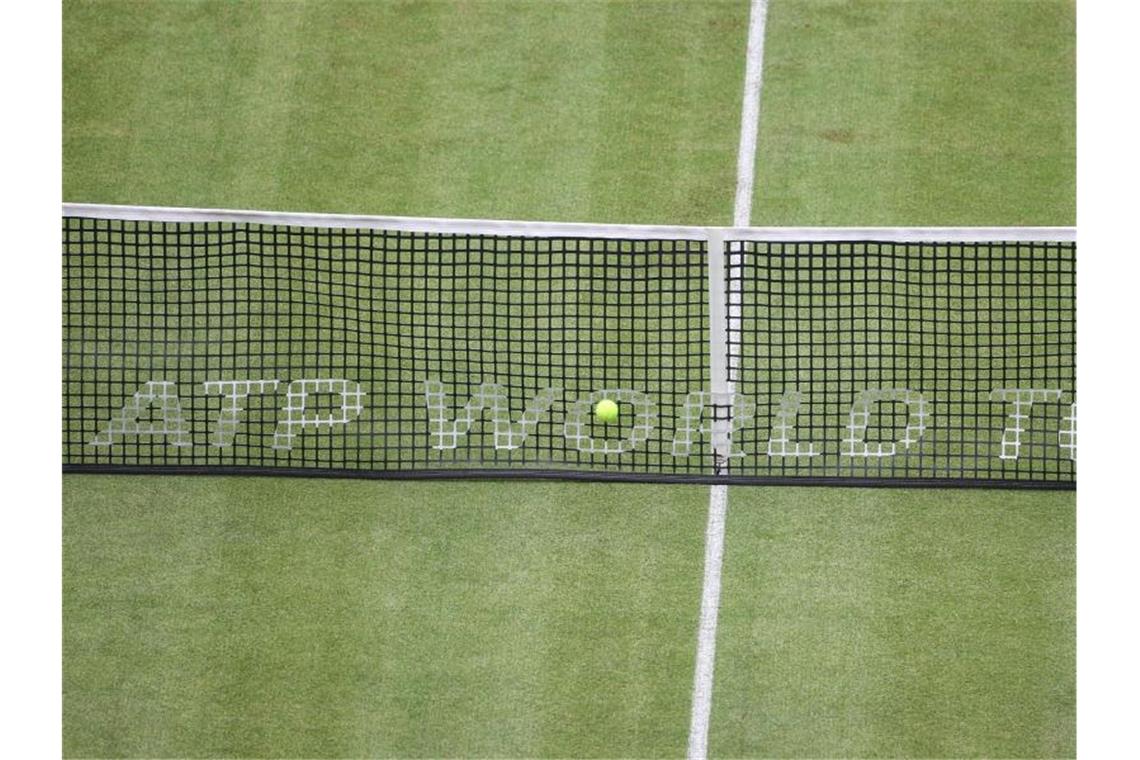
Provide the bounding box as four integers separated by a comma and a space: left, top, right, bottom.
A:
595, 398, 619, 423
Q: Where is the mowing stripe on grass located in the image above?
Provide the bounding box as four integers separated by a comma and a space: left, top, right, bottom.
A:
688, 2, 769, 759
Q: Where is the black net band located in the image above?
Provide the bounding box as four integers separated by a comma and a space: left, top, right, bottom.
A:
62, 211, 1075, 488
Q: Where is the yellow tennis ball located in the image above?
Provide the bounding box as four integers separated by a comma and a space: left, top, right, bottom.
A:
595, 398, 619, 423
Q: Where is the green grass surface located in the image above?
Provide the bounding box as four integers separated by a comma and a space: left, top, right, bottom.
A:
752, 0, 1076, 226
64, 478, 708, 757
712, 488, 1074, 758
63, 0, 1075, 757
64, 0, 747, 224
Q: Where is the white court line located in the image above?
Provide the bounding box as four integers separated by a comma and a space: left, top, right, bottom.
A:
687, 481, 730, 759
731, 0, 770, 231
687, 2, 769, 759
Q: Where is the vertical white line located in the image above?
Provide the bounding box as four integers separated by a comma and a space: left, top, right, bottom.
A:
687, 481, 729, 759
688, 2, 768, 759
733, 0, 769, 230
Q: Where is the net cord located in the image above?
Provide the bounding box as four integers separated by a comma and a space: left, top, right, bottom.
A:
62, 203, 1075, 243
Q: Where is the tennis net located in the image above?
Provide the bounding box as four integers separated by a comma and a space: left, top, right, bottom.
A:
63, 204, 1075, 488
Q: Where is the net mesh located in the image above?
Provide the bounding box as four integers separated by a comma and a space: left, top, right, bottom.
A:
63, 213, 1075, 487
726, 240, 1076, 484
63, 216, 710, 477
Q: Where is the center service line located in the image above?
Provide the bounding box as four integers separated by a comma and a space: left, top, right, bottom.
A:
687, 1, 769, 758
